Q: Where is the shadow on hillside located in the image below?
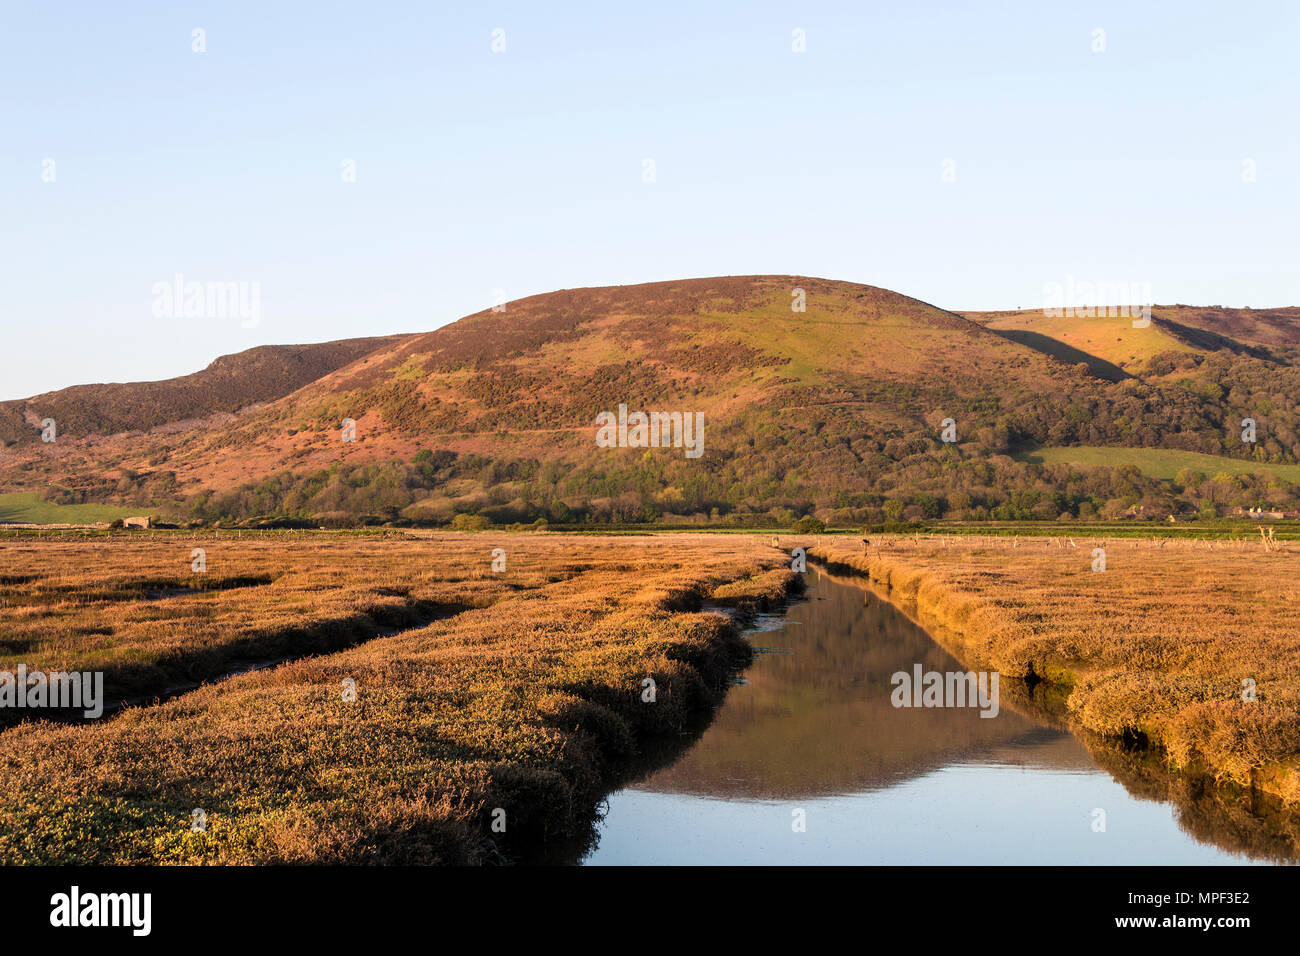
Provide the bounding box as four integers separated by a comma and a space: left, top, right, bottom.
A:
1154, 315, 1278, 361
991, 328, 1130, 381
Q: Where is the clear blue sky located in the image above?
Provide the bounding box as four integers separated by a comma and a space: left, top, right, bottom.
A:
3, 0, 1297, 398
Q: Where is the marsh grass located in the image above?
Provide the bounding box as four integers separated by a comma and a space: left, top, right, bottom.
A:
0, 532, 794, 863
0, 534, 514, 712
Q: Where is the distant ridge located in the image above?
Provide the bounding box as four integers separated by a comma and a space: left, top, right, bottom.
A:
0, 335, 411, 446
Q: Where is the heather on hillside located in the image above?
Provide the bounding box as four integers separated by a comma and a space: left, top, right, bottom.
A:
0, 336, 408, 447
6, 278, 1300, 528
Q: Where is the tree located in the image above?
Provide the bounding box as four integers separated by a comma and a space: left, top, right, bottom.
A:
793, 515, 826, 533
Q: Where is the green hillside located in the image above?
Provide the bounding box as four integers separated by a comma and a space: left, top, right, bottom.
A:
1016, 447, 1300, 483
0, 492, 141, 525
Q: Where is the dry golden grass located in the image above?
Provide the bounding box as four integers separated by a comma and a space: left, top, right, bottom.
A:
0, 532, 525, 711
8, 528, 1292, 864
812, 534, 1300, 803
0, 531, 793, 863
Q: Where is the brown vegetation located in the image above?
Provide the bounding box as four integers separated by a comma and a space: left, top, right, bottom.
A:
0, 532, 794, 863
7, 278, 1300, 531
0, 336, 408, 447
0, 532, 510, 712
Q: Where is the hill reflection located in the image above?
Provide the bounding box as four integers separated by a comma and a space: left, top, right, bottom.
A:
637, 569, 1059, 799
611, 569, 1299, 864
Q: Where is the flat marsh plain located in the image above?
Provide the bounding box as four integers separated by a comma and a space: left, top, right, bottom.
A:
0, 531, 793, 863
1, 529, 1298, 863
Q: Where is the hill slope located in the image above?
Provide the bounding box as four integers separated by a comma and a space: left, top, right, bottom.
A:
30, 277, 1079, 494
962, 305, 1300, 371
0, 335, 411, 446
5, 277, 1300, 526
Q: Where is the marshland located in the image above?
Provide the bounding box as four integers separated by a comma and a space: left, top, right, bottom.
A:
0, 528, 1297, 864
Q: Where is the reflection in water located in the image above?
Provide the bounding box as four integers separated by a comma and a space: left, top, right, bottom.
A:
581, 569, 1295, 865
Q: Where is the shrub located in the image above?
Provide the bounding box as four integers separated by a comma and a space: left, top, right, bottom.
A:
450, 513, 491, 531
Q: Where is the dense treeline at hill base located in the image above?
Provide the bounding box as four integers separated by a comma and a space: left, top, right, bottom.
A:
35, 438, 1300, 533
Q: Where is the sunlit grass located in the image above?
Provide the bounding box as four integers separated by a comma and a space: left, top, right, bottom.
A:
0, 531, 793, 864
0, 492, 140, 525
1017, 446, 1300, 482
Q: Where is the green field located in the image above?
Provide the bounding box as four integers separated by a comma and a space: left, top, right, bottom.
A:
1016, 446, 1300, 483
0, 492, 142, 525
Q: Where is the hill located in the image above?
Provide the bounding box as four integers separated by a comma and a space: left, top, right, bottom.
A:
4, 277, 1300, 527
1152, 305, 1300, 352
0, 335, 411, 446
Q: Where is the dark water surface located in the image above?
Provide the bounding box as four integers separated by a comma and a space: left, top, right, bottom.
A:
583, 569, 1289, 865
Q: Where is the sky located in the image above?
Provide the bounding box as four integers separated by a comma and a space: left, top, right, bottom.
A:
2, 0, 1297, 398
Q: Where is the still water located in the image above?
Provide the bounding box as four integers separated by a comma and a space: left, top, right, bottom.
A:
584, 569, 1284, 865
